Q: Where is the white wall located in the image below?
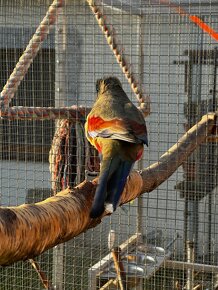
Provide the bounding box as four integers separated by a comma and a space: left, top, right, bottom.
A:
0, 161, 51, 206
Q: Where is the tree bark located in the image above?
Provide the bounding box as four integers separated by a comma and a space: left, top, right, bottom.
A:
0, 113, 216, 266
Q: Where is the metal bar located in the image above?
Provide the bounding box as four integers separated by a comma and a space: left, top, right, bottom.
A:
212, 47, 218, 111
186, 241, 195, 290
165, 259, 218, 273
137, 14, 145, 235
52, 3, 66, 289
185, 27, 204, 290
208, 47, 218, 264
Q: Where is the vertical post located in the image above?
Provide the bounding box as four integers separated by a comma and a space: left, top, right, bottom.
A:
186, 241, 195, 290
185, 26, 204, 290
186, 202, 198, 290
208, 47, 218, 264
136, 14, 147, 290
55, 1, 67, 108
136, 14, 145, 235
52, 1, 66, 289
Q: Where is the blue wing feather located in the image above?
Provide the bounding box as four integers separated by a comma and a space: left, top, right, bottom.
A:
106, 160, 133, 211
90, 157, 133, 218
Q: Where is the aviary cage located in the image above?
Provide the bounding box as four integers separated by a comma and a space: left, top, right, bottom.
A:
0, 0, 217, 289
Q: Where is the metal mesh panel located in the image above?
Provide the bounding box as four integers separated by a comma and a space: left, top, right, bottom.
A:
0, 0, 217, 289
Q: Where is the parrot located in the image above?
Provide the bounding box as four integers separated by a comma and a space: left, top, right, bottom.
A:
85, 76, 148, 218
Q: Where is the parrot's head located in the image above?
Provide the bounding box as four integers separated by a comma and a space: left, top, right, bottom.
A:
96, 76, 122, 95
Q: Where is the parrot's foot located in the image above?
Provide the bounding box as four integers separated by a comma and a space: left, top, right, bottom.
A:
105, 203, 114, 214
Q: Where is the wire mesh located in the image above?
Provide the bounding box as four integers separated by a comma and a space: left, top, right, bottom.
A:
0, 0, 217, 289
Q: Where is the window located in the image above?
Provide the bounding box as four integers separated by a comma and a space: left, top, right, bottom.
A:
0, 48, 55, 162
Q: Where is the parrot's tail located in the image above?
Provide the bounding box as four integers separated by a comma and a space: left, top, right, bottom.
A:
90, 167, 109, 218
90, 157, 133, 219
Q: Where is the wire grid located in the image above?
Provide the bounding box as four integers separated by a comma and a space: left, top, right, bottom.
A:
0, 0, 217, 289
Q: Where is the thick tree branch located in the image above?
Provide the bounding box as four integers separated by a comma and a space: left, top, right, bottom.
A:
0, 113, 216, 266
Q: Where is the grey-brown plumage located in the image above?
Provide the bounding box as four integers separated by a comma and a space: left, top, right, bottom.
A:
85, 77, 148, 218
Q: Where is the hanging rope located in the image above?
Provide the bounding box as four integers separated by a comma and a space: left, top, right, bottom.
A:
49, 119, 100, 193
86, 0, 150, 116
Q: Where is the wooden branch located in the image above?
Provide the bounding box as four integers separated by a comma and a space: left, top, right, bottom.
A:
111, 247, 129, 290
29, 259, 54, 289
0, 113, 216, 266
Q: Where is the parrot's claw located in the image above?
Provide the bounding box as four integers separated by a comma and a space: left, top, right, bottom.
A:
105, 203, 114, 214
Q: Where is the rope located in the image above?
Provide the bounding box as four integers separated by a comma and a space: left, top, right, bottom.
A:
0, 105, 89, 121
86, 0, 150, 113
